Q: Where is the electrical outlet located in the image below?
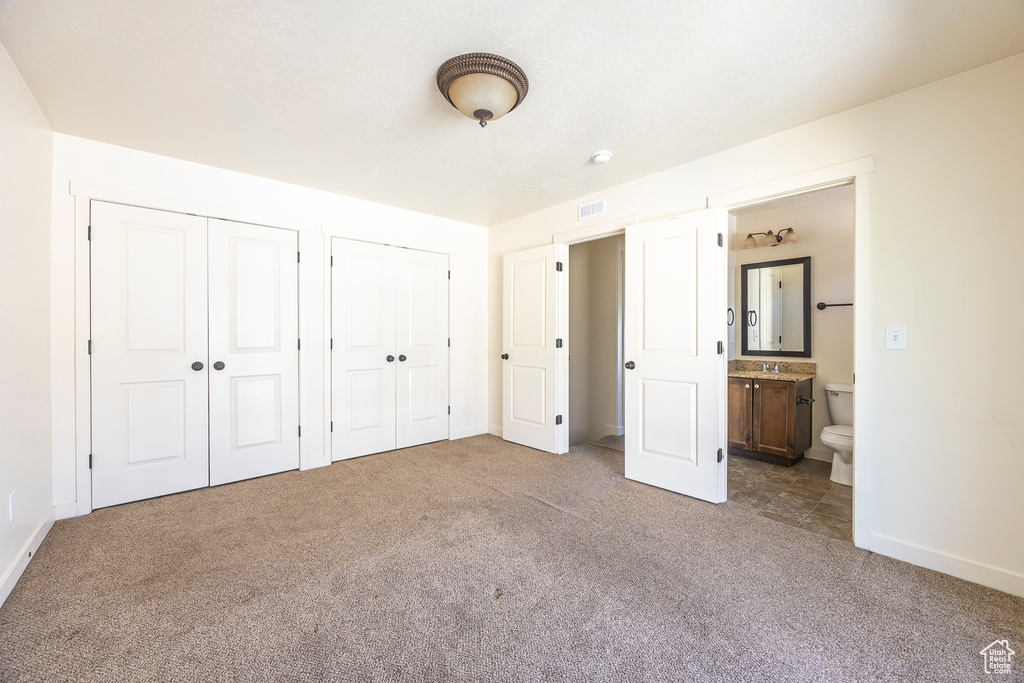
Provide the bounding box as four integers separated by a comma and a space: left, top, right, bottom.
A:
7, 491, 14, 523
886, 326, 907, 350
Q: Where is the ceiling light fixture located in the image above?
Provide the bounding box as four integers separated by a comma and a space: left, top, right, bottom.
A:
436, 53, 529, 128
592, 151, 612, 165
741, 227, 798, 248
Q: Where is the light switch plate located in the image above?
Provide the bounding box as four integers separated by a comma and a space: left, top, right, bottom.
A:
886, 325, 907, 350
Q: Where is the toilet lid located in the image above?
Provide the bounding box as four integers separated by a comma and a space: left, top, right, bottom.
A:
822, 424, 853, 439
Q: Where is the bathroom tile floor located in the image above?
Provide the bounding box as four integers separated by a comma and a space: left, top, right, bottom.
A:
727, 455, 853, 541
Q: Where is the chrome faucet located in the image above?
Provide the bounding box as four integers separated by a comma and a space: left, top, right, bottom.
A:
773, 363, 780, 373
761, 362, 770, 372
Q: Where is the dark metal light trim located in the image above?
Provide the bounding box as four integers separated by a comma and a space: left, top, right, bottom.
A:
436, 53, 529, 123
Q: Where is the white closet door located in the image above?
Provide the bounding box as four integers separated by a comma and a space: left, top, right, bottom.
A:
331, 238, 397, 460
501, 243, 569, 454
208, 219, 300, 485
91, 202, 210, 508
624, 208, 728, 503
395, 249, 449, 449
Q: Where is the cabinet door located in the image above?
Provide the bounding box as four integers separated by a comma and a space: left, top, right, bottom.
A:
91, 202, 210, 508
752, 379, 795, 458
727, 378, 752, 450
208, 219, 300, 485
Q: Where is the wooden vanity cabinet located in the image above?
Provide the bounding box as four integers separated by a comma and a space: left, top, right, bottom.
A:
728, 377, 812, 466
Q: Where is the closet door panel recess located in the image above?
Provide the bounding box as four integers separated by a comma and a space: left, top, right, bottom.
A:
332, 238, 449, 461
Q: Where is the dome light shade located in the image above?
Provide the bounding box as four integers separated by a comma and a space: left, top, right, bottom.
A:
742, 234, 758, 249
437, 53, 529, 127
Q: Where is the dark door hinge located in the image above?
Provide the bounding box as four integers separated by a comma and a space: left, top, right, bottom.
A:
330, 255, 334, 266
717, 233, 723, 247
297, 251, 301, 263
717, 340, 724, 354
556, 261, 563, 272
448, 406, 451, 415
330, 421, 333, 432
297, 339, 301, 350
448, 270, 451, 279
447, 338, 450, 347
717, 448, 723, 463
556, 338, 563, 348
330, 338, 333, 349
88, 339, 92, 355
89, 453, 93, 469
88, 225, 92, 240
298, 426, 301, 437
555, 415, 563, 425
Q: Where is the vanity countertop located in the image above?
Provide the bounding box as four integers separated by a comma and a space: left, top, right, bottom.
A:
727, 370, 815, 382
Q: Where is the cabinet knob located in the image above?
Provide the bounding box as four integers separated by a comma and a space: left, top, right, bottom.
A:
754, 384, 759, 389
745, 384, 750, 389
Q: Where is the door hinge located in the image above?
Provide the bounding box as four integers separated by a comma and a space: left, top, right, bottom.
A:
330, 255, 334, 266
330, 338, 333, 349
297, 338, 301, 350
448, 406, 451, 415
447, 338, 450, 347
298, 426, 301, 437
88, 339, 92, 355
448, 270, 451, 279
717, 233, 723, 247
717, 448, 723, 463
555, 415, 563, 425
87, 225, 92, 240
556, 261, 563, 272
330, 421, 333, 432
556, 338, 563, 348
779, 281, 782, 289
717, 340, 724, 354
89, 453, 93, 469
297, 251, 301, 263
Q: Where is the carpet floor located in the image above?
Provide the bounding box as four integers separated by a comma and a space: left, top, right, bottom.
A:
1, 435, 1021, 682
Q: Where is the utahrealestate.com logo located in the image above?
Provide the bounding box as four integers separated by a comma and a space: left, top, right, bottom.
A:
980, 640, 1015, 675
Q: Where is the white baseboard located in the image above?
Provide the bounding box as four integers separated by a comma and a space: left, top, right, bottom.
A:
450, 425, 489, 440
803, 446, 832, 462
488, 425, 503, 438
862, 530, 1024, 598
604, 424, 625, 437
55, 501, 78, 520
1, 505, 56, 608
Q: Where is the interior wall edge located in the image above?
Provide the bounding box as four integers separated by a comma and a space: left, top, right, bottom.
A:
0, 506, 55, 609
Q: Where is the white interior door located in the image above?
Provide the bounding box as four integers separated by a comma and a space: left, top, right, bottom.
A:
395, 248, 449, 449
331, 238, 397, 460
91, 202, 210, 508
624, 208, 728, 502
208, 219, 300, 485
501, 243, 568, 454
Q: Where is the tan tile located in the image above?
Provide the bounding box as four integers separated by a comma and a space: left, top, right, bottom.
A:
778, 486, 826, 505
812, 500, 853, 522
793, 458, 832, 477
761, 507, 806, 527
772, 490, 819, 513
805, 509, 852, 536
762, 467, 803, 484
745, 477, 791, 497
799, 520, 848, 541
729, 488, 776, 511
823, 484, 853, 502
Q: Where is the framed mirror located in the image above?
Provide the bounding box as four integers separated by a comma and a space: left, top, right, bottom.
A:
740, 256, 811, 357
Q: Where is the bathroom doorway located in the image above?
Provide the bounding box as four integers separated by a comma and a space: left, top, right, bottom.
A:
723, 183, 856, 541
567, 235, 625, 449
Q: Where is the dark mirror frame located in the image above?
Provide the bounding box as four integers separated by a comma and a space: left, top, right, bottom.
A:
740, 256, 812, 358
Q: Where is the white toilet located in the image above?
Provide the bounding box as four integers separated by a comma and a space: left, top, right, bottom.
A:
820, 384, 854, 486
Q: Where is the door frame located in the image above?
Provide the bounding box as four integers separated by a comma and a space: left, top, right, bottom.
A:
707, 156, 873, 547
67, 183, 320, 517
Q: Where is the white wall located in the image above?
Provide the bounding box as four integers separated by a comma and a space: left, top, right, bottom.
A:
733, 190, 855, 460
0, 42, 54, 604
568, 236, 623, 446
488, 54, 1024, 596
50, 134, 489, 516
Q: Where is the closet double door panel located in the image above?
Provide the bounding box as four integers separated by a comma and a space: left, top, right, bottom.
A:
208, 219, 300, 485
331, 238, 449, 461
91, 203, 211, 508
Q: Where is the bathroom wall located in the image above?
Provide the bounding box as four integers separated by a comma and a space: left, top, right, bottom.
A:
568, 236, 623, 445
732, 187, 855, 460
488, 53, 1024, 597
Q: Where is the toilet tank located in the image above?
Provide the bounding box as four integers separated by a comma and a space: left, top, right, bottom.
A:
824, 383, 854, 425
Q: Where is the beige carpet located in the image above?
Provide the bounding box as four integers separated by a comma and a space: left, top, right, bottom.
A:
1, 435, 1021, 681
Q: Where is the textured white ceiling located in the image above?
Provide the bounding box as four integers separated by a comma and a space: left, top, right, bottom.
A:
2, 0, 1023, 225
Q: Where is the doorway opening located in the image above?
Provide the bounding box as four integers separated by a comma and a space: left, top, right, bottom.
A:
567, 235, 625, 452
725, 183, 856, 541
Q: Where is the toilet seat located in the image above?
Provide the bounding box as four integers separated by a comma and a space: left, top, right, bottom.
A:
821, 424, 853, 445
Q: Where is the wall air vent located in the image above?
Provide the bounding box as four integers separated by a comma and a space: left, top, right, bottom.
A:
578, 198, 606, 221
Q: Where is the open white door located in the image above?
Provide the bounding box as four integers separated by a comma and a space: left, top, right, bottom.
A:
91, 202, 210, 508
624, 208, 728, 502
208, 219, 300, 485
331, 238, 397, 460
501, 244, 568, 454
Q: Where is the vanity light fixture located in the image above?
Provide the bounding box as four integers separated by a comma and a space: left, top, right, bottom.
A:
436, 53, 529, 127
741, 227, 798, 248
